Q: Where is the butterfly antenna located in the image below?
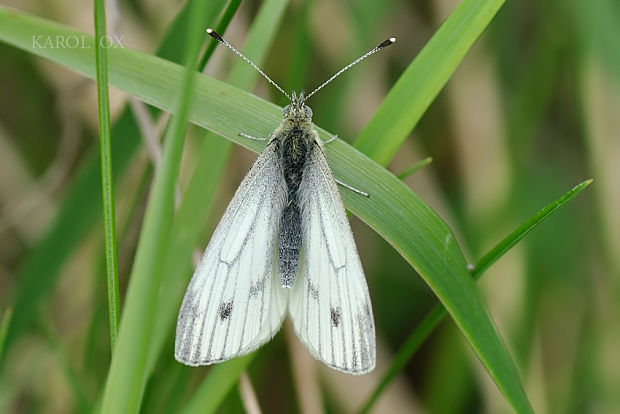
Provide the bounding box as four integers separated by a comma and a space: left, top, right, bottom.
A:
206, 28, 292, 101
305, 37, 396, 101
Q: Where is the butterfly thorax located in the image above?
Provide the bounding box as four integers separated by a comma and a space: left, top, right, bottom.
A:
275, 91, 317, 288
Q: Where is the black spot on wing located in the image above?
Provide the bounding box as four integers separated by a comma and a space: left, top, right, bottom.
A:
331, 306, 342, 327
218, 301, 233, 321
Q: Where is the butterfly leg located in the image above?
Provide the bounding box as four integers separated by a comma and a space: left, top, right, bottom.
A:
319, 135, 366, 196
335, 178, 369, 197
322, 134, 338, 145
239, 132, 268, 141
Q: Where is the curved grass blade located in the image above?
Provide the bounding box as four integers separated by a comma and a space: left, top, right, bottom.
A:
94, 0, 120, 352
396, 156, 433, 179
359, 179, 593, 413
472, 179, 593, 275
354, 0, 506, 165
0, 7, 531, 411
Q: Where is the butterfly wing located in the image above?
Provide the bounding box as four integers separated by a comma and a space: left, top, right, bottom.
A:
289, 142, 376, 374
175, 141, 288, 366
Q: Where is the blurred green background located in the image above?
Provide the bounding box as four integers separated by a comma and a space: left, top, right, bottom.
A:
0, 0, 618, 412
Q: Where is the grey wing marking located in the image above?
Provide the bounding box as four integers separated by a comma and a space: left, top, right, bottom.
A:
289, 143, 376, 374
175, 142, 288, 365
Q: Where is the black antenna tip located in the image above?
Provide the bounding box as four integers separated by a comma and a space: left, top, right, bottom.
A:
378, 37, 396, 49
206, 28, 223, 42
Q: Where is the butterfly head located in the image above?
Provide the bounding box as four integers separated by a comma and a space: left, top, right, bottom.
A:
283, 91, 313, 126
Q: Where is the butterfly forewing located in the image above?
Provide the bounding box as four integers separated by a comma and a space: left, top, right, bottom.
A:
289, 143, 376, 374
175, 141, 288, 365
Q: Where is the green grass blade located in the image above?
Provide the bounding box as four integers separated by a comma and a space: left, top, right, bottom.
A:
353, 0, 506, 165
396, 156, 433, 179
473, 179, 593, 275
359, 179, 593, 413
0, 308, 11, 361
94, 0, 120, 352
100, 1, 225, 412
197, 0, 242, 70
181, 355, 254, 414
0, 1, 220, 361
0, 7, 531, 411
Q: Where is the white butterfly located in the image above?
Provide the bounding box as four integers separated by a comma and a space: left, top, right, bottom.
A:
175, 29, 395, 374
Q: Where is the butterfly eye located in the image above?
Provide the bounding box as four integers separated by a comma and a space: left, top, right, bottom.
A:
304, 106, 313, 119
283, 105, 291, 117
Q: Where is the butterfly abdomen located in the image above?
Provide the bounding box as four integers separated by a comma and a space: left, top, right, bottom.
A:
277, 127, 312, 287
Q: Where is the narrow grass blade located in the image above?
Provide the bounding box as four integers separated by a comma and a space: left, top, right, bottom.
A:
473, 179, 593, 275
354, 0, 506, 165
0, 1, 221, 361
359, 178, 593, 413
0, 8, 531, 411
0, 308, 11, 361
181, 355, 254, 414
101, 1, 225, 412
396, 156, 433, 179
197, 0, 242, 70
94, 0, 120, 353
